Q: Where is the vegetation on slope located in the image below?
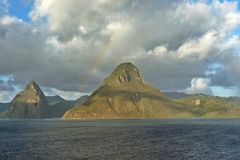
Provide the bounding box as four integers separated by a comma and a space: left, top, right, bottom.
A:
63, 63, 195, 119
177, 95, 240, 118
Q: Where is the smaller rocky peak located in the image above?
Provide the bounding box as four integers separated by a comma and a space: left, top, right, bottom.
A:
18, 81, 46, 104
25, 81, 41, 93
6, 81, 50, 118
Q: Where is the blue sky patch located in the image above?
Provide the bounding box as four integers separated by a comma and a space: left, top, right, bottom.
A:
233, 27, 240, 35
8, 0, 33, 22
0, 75, 14, 82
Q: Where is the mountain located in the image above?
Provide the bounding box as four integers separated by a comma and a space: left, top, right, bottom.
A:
0, 86, 89, 118
4, 81, 51, 118
2, 63, 240, 119
47, 95, 89, 117
47, 95, 75, 117
163, 92, 190, 99
63, 62, 194, 119
46, 95, 89, 117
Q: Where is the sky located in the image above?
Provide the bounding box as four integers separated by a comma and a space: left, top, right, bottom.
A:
0, 0, 240, 102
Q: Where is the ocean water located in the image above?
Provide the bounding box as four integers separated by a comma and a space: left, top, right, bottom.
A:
1, 119, 240, 160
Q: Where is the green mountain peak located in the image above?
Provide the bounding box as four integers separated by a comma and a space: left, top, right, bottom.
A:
102, 62, 143, 87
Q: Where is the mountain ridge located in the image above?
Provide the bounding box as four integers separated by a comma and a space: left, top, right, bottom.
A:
1, 63, 240, 119
63, 63, 195, 119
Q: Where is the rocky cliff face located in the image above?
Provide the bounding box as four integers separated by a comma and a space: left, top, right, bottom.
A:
63, 63, 194, 119
102, 62, 143, 87
5, 81, 50, 118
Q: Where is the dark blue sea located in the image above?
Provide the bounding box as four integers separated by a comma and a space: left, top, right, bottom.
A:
1, 119, 240, 160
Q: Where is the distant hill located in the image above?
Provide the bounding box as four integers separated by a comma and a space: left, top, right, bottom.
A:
0, 102, 9, 112
225, 97, 240, 104
63, 63, 194, 119
74, 95, 89, 106
163, 92, 190, 99
177, 95, 240, 118
47, 95, 88, 117
47, 95, 74, 117
47, 95, 90, 118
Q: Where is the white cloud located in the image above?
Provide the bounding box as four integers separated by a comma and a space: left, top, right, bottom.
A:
176, 1, 212, 27
102, 21, 130, 36
148, 45, 168, 57
43, 88, 89, 101
79, 26, 87, 34
0, 91, 18, 102
177, 30, 217, 59
219, 35, 240, 51
29, 0, 131, 41
0, 15, 23, 25
185, 78, 213, 95
0, 0, 240, 101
